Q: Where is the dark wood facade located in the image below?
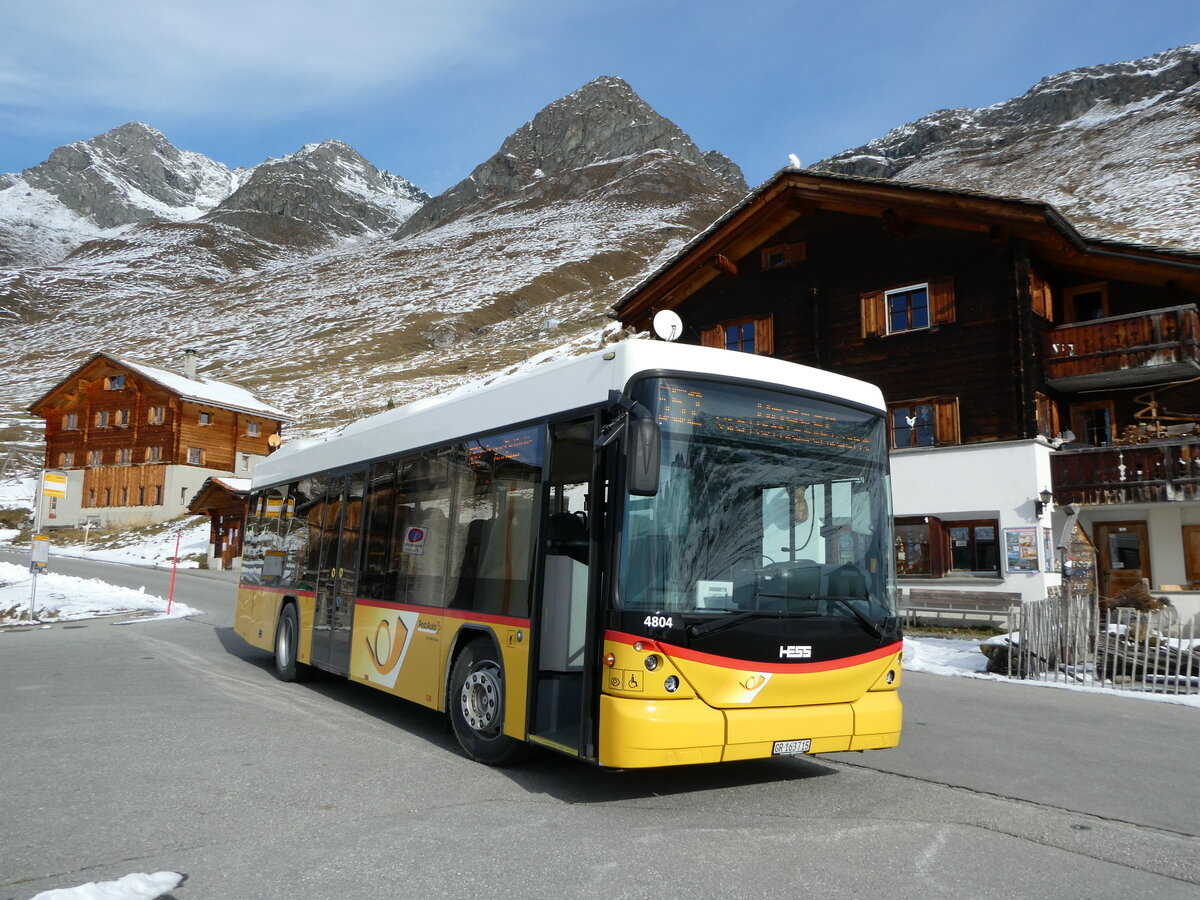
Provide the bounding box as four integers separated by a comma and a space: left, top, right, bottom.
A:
29, 353, 287, 515
616, 170, 1200, 505
188, 477, 249, 569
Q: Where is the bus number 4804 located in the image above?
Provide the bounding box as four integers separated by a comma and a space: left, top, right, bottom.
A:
643, 615, 673, 629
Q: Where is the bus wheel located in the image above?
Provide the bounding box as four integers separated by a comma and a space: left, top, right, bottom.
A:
273, 604, 308, 682
449, 639, 526, 765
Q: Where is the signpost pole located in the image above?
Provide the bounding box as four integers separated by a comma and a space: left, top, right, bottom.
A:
28, 472, 44, 621
167, 528, 182, 615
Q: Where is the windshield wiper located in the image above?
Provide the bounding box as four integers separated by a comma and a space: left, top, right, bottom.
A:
685, 595, 884, 641
686, 609, 818, 639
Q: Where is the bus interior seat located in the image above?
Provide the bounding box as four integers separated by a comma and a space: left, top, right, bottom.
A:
546, 512, 589, 565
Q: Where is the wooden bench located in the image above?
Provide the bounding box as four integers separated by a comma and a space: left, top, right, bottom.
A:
900, 588, 1020, 626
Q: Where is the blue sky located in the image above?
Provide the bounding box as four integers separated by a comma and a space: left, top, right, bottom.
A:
1, 1, 1197, 195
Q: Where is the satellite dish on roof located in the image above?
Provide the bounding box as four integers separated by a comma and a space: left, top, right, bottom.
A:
652, 309, 683, 342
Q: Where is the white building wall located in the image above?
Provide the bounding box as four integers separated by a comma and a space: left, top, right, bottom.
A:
890, 438, 1060, 605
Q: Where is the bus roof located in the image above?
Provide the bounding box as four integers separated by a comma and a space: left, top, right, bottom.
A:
250, 340, 887, 490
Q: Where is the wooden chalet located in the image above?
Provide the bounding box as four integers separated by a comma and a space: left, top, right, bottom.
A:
29, 351, 291, 529
188, 476, 250, 571
616, 168, 1200, 615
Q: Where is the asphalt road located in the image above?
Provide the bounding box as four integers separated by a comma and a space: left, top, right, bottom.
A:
2, 550, 1198, 899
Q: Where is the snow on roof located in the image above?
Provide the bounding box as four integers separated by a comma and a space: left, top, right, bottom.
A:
111, 356, 293, 421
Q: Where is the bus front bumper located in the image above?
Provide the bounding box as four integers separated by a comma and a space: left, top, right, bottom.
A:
597, 691, 901, 769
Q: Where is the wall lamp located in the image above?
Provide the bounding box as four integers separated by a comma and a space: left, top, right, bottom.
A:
1035, 487, 1054, 516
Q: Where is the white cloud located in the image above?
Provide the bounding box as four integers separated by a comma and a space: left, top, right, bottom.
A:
0, 0, 539, 121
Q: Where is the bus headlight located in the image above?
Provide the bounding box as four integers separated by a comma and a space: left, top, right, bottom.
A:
664, 675, 679, 693
644, 654, 661, 671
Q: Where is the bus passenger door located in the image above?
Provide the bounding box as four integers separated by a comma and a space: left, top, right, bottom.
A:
530, 418, 598, 756
310, 472, 364, 675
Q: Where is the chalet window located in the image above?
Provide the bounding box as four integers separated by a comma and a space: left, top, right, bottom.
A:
88, 450, 103, 466
246, 421, 260, 437
116, 409, 130, 427
104, 488, 112, 506
1071, 400, 1115, 447
760, 242, 806, 270
946, 520, 1000, 574
199, 411, 213, 426
155, 486, 163, 505
146, 446, 162, 462
95, 410, 110, 428
188, 447, 204, 465
62, 413, 78, 431
59, 452, 74, 467
117, 448, 132, 465
103, 374, 125, 390
88, 489, 96, 507
1029, 270, 1053, 321
861, 277, 954, 338
699, 315, 775, 356
889, 398, 960, 449
1064, 282, 1108, 322
121, 487, 128, 505
148, 407, 165, 425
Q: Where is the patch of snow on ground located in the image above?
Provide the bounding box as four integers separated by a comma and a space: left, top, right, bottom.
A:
0, 476, 34, 509
903, 635, 1200, 708
0, 561, 201, 624
48, 518, 211, 569
30, 871, 184, 900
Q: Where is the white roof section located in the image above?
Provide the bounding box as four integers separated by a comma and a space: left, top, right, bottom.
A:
113, 356, 293, 421
251, 341, 886, 490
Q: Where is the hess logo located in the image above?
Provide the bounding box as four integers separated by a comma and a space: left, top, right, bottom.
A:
779, 645, 813, 659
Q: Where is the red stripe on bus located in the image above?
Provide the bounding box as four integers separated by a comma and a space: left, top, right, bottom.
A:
355, 598, 530, 628
605, 630, 902, 674
243, 585, 316, 597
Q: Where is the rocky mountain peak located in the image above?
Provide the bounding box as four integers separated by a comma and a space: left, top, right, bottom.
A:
202, 138, 429, 247
399, 76, 746, 236
16, 121, 236, 229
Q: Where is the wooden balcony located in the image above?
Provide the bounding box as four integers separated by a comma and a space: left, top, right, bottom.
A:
1051, 438, 1200, 505
1043, 305, 1200, 391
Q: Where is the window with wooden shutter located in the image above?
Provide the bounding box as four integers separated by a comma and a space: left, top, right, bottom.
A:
1029, 271, 1052, 321
1036, 392, 1061, 437
889, 397, 960, 448
701, 316, 775, 355
861, 290, 885, 338
929, 277, 955, 326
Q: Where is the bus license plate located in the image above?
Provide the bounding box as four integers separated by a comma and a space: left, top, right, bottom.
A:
773, 739, 812, 756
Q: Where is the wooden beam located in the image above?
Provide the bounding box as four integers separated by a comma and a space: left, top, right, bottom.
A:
712, 254, 739, 276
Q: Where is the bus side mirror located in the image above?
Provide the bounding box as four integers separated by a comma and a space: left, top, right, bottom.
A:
627, 416, 661, 496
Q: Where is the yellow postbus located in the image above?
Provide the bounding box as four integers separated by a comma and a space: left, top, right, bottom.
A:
234, 341, 901, 767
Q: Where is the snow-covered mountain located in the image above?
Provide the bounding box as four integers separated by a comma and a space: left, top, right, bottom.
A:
0, 124, 429, 266
815, 43, 1200, 248
0, 77, 746, 455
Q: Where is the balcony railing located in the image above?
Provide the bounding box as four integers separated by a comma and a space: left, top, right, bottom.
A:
1043, 304, 1200, 391
1051, 437, 1200, 505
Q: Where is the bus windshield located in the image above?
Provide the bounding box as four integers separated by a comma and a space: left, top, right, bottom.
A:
617, 378, 895, 620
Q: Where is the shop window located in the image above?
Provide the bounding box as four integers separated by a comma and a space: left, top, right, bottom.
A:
894, 516, 948, 576
861, 277, 955, 338
699, 315, 775, 355
888, 398, 959, 448
946, 521, 1000, 574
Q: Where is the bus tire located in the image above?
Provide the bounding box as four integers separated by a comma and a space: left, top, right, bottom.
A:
273, 603, 308, 682
449, 638, 526, 766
